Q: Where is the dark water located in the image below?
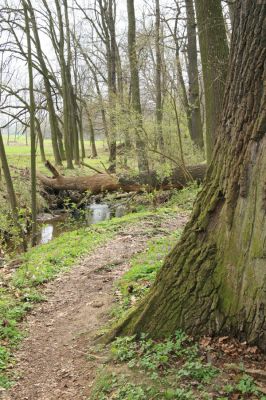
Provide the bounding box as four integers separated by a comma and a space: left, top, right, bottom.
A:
37, 203, 127, 245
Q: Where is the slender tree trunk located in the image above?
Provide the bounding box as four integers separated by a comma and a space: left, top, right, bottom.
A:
116, 42, 131, 165
155, 0, 164, 153
112, 0, 266, 351
174, 42, 194, 145
88, 116, 98, 159
75, 38, 110, 148
127, 0, 149, 174
35, 118, 46, 163
78, 105, 86, 159
105, 0, 117, 171
55, 0, 74, 169
185, 0, 204, 150
85, 105, 98, 158
0, 130, 18, 219
56, 122, 66, 161
27, 0, 62, 165
23, 0, 37, 246
195, 0, 229, 163
64, 0, 80, 165
228, 2, 235, 25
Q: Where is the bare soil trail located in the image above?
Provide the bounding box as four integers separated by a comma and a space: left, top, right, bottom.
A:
2, 213, 188, 400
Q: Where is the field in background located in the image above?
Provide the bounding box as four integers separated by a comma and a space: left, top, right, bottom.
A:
4, 136, 110, 175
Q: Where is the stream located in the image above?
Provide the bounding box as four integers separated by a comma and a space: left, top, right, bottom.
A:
37, 203, 127, 245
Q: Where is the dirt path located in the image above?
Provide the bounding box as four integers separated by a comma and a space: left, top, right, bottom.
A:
2, 213, 188, 400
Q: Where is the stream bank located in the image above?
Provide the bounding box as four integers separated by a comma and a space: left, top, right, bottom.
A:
1, 211, 188, 399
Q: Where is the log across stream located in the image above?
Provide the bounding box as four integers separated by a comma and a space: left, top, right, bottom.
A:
37, 161, 207, 194
19, 161, 207, 248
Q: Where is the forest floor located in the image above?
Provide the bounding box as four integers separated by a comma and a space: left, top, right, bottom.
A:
0, 186, 265, 400
1, 211, 188, 400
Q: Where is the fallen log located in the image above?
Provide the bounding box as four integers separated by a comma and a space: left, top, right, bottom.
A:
37, 161, 207, 194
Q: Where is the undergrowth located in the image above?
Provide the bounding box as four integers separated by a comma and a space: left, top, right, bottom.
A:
90, 333, 265, 400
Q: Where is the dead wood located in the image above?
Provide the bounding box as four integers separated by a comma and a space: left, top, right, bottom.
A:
37, 162, 207, 194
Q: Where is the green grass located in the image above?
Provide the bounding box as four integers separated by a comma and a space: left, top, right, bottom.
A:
120, 229, 182, 288
111, 229, 183, 322
4, 137, 109, 174
166, 183, 201, 211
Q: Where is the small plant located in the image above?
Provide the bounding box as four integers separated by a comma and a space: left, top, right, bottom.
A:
90, 372, 115, 400
176, 360, 219, 383
223, 383, 234, 394
112, 331, 198, 380
115, 383, 146, 400
163, 388, 195, 399
0, 346, 11, 370
111, 335, 138, 362
236, 374, 258, 395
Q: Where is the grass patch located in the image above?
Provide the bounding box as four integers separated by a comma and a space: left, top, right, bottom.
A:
167, 183, 201, 212
109, 228, 182, 323
120, 229, 182, 289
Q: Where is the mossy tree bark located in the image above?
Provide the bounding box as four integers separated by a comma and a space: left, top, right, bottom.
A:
195, 0, 229, 163
113, 0, 266, 350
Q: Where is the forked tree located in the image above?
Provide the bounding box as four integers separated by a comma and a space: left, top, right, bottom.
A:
112, 0, 266, 350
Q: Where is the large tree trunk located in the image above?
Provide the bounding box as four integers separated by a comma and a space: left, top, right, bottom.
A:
111, 0, 266, 350
195, 0, 229, 163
